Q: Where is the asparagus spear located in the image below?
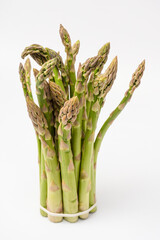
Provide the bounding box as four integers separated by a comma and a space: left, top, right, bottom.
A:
89, 57, 118, 211
49, 81, 67, 125
79, 57, 118, 218
72, 56, 100, 188
70, 40, 80, 97
58, 96, 79, 222
84, 43, 110, 136
49, 81, 67, 154
19, 62, 28, 97
86, 43, 110, 118
27, 97, 63, 223
24, 58, 33, 99
72, 40, 80, 61
94, 59, 145, 161
19, 61, 47, 217
59, 24, 80, 97
34, 67, 65, 124
92, 60, 145, 211
35, 59, 58, 136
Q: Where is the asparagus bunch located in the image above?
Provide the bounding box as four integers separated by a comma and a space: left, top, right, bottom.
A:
19, 25, 145, 223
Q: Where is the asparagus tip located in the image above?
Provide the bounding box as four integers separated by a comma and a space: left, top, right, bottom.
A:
84, 55, 100, 73
21, 52, 25, 59
59, 96, 79, 127
38, 58, 57, 81
24, 58, 31, 73
59, 24, 71, 49
49, 81, 67, 108
19, 63, 25, 80
72, 40, 80, 57
105, 56, 118, 76
33, 68, 39, 78
98, 42, 110, 56
130, 59, 145, 88
21, 44, 48, 65
26, 97, 48, 132
99, 56, 118, 98
19, 62, 23, 72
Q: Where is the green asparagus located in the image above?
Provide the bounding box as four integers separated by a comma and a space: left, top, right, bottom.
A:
19, 25, 145, 223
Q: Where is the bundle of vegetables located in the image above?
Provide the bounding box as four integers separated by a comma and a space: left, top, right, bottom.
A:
19, 24, 145, 223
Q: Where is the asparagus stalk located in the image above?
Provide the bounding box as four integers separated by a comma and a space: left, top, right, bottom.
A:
78, 100, 100, 219
19, 61, 30, 97
89, 57, 118, 212
49, 81, 67, 154
79, 57, 118, 218
59, 24, 80, 97
33, 69, 47, 210
70, 40, 80, 97
72, 40, 80, 61
19, 61, 48, 217
92, 60, 145, 211
86, 43, 110, 119
35, 59, 58, 136
58, 96, 79, 222
24, 58, 33, 99
27, 97, 63, 222
83, 43, 110, 138
72, 56, 100, 188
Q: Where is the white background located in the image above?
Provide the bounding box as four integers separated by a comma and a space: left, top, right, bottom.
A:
0, 0, 160, 239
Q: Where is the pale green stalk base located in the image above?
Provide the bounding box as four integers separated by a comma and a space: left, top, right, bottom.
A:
78, 136, 93, 219
89, 167, 97, 213
89, 153, 96, 212
40, 209, 47, 217
90, 206, 97, 213
47, 172, 63, 223
41, 136, 63, 223
40, 151, 47, 217
58, 125, 78, 222
37, 136, 47, 217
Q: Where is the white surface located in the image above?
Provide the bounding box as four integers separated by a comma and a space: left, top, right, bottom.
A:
0, 0, 160, 239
